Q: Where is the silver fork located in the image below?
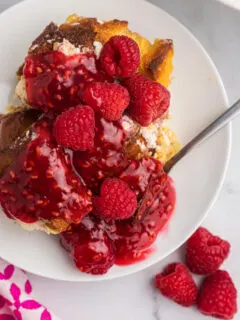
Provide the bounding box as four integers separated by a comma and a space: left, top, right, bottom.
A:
164, 98, 240, 173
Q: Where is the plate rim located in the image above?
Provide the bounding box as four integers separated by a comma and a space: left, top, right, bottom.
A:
0, 0, 232, 281
215, 0, 240, 10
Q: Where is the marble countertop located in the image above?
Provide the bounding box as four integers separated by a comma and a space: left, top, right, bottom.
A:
1, 0, 240, 319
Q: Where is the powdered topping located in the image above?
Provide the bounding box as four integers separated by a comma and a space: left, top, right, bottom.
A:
140, 124, 159, 149
53, 38, 81, 55
93, 41, 103, 58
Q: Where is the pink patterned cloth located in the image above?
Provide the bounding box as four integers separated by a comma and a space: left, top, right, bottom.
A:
0, 259, 61, 320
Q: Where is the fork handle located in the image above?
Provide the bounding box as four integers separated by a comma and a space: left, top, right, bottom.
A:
164, 98, 240, 173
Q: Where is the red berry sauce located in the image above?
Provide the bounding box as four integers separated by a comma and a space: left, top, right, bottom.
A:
24, 51, 111, 113
61, 215, 115, 275
112, 172, 176, 264
73, 115, 128, 192
119, 157, 163, 196
61, 170, 175, 267
3, 47, 177, 273
0, 118, 92, 224
70, 119, 176, 267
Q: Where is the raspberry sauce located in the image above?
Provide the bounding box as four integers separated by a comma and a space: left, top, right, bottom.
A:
61, 173, 175, 267
61, 215, 115, 274
2, 45, 177, 273
71, 114, 176, 267
73, 115, 128, 192
24, 51, 111, 113
0, 118, 92, 224
112, 173, 176, 264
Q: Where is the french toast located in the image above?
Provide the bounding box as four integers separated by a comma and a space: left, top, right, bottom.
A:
0, 14, 180, 252
16, 15, 179, 164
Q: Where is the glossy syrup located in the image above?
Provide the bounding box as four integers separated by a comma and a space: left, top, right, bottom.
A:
72, 115, 176, 265
24, 51, 111, 113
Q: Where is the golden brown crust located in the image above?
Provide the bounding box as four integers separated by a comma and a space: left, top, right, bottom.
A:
45, 218, 70, 234
0, 109, 41, 178
65, 15, 129, 44
140, 39, 174, 87
59, 22, 96, 48
65, 16, 99, 29
0, 109, 40, 150
94, 19, 129, 43
16, 63, 24, 78
147, 40, 173, 74
29, 22, 63, 55
64, 16, 173, 87
18, 15, 174, 87
124, 124, 181, 164
124, 137, 148, 160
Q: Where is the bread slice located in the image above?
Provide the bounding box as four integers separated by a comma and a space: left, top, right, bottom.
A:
0, 109, 72, 234
9, 15, 177, 234
16, 15, 174, 87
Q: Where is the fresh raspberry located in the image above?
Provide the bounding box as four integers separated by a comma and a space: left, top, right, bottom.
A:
155, 263, 198, 307
197, 270, 237, 319
53, 105, 95, 151
0, 118, 92, 225
100, 35, 140, 78
61, 215, 115, 275
124, 73, 170, 126
94, 178, 137, 220
186, 227, 230, 274
82, 82, 130, 121
112, 159, 175, 264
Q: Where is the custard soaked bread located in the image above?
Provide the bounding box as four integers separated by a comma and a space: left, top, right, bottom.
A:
1, 15, 181, 235
17, 15, 173, 87
16, 15, 179, 165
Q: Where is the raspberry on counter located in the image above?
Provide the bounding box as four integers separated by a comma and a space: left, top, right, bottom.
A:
186, 227, 231, 275
155, 263, 198, 307
197, 270, 237, 319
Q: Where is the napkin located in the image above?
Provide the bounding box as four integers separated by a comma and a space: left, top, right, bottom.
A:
0, 259, 60, 320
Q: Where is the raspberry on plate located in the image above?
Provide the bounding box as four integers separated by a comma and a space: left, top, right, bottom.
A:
186, 227, 231, 274
197, 270, 237, 319
53, 105, 95, 151
82, 82, 130, 121
94, 178, 137, 220
112, 158, 175, 264
155, 263, 198, 307
124, 73, 170, 126
0, 118, 92, 228
100, 35, 140, 78
61, 215, 115, 275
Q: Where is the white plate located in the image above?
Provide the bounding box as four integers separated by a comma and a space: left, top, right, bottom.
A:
0, 0, 231, 281
216, 0, 240, 10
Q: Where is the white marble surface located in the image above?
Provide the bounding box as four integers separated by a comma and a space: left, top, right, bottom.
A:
0, 0, 240, 319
